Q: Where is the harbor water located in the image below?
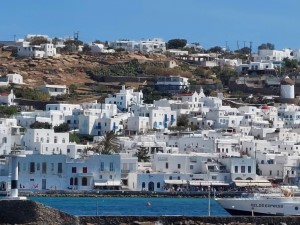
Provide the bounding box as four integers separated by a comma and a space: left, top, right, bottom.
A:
29, 197, 230, 216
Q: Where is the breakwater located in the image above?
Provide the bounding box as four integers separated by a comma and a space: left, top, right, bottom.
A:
0, 200, 300, 225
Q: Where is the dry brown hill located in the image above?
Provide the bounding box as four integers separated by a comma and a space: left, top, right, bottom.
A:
0, 51, 158, 88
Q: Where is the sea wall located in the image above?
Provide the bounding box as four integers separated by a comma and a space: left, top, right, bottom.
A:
0, 200, 78, 225
1, 200, 300, 225
78, 216, 300, 225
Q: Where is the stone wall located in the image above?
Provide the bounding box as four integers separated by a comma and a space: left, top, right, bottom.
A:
79, 215, 300, 225
1, 200, 300, 225
0, 200, 78, 225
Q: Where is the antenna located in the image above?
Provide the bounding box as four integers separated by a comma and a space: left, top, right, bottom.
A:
249, 41, 253, 62
236, 41, 240, 51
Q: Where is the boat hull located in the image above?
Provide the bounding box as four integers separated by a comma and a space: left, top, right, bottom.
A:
216, 197, 300, 216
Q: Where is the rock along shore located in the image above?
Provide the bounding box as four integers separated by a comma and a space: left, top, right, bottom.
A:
0, 200, 300, 225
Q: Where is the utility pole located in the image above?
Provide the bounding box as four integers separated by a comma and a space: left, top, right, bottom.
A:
249, 41, 253, 62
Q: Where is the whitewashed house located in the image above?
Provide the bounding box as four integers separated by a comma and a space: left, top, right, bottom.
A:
16, 154, 121, 191
6, 73, 24, 85
40, 85, 68, 96
105, 85, 143, 112
131, 104, 177, 130
0, 89, 15, 105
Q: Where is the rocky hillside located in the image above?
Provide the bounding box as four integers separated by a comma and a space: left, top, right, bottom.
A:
0, 51, 157, 88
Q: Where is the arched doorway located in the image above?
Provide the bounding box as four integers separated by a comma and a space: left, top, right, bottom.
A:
148, 181, 154, 191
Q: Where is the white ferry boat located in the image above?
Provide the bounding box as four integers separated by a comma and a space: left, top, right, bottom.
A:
215, 193, 300, 216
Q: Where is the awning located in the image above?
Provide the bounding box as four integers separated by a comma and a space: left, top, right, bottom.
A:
234, 180, 272, 187
164, 180, 188, 185
189, 180, 229, 186
94, 180, 122, 186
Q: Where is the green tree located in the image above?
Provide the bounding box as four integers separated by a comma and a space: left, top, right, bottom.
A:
235, 47, 251, 55
0, 106, 18, 118
30, 121, 52, 129
194, 67, 213, 79
134, 146, 151, 162
54, 123, 70, 132
30, 36, 49, 45
167, 39, 187, 49
69, 133, 80, 144
69, 84, 77, 94
283, 57, 298, 69
208, 46, 224, 53
93, 131, 120, 154
62, 39, 84, 52
52, 37, 59, 45
82, 44, 91, 53
258, 43, 275, 50
177, 115, 189, 128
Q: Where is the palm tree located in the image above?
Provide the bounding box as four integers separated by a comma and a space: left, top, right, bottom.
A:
134, 146, 150, 162
94, 131, 120, 155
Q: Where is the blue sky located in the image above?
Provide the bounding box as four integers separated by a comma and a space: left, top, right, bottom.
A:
1, 0, 300, 51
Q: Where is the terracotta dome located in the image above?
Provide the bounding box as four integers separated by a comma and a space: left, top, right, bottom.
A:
281, 76, 295, 85
261, 104, 269, 109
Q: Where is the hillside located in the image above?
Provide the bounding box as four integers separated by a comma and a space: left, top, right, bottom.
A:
0, 51, 157, 88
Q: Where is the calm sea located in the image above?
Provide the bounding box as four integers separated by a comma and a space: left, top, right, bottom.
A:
29, 197, 230, 216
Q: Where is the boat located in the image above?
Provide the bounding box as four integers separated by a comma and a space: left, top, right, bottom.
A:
215, 192, 300, 216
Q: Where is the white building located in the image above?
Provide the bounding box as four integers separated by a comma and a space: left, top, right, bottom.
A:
6, 73, 24, 85
17, 43, 57, 58
280, 76, 294, 99
0, 89, 15, 105
16, 154, 121, 191
40, 85, 68, 96
253, 49, 292, 62
105, 85, 143, 112
109, 38, 166, 53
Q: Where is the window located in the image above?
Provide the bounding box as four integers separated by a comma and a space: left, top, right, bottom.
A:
248, 166, 251, 173
142, 182, 145, 188
54, 136, 57, 143
83, 167, 87, 173
165, 162, 168, 169
109, 162, 114, 172
178, 164, 181, 169
72, 167, 77, 173
100, 162, 104, 171
109, 175, 113, 179
30, 162, 35, 173
234, 166, 238, 173
269, 170, 272, 175
157, 182, 161, 189
74, 178, 78, 185
241, 166, 245, 173
58, 163, 62, 173
82, 177, 87, 186
62, 138, 65, 143
42, 162, 47, 174
37, 163, 40, 171
70, 178, 73, 185
51, 163, 54, 172
169, 176, 172, 180
190, 165, 194, 170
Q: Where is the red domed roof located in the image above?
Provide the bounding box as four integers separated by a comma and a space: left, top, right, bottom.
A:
261, 104, 269, 109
